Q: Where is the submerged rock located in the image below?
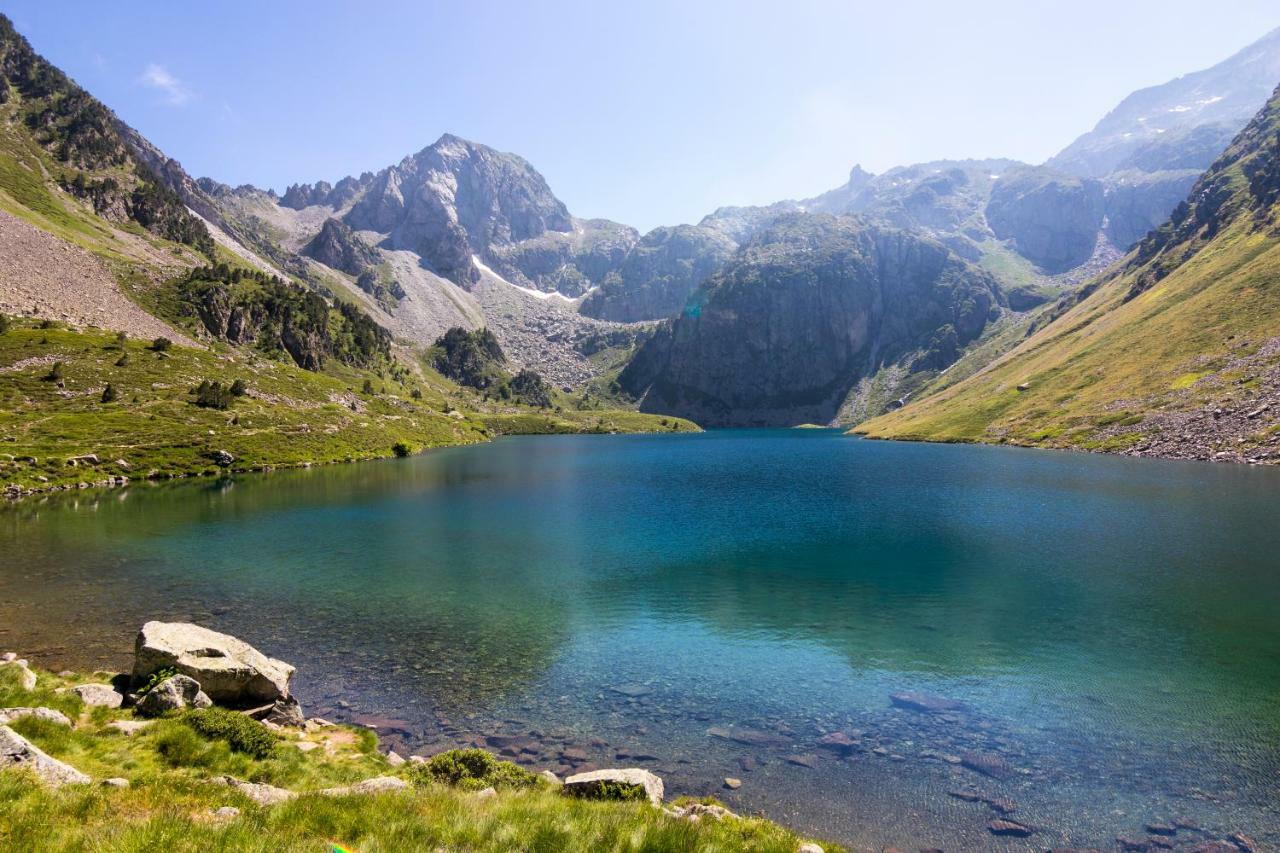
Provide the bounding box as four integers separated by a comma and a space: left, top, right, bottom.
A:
988, 818, 1034, 837
962, 750, 1016, 780
136, 674, 212, 716
563, 768, 664, 806
889, 692, 966, 714
0, 725, 90, 786
133, 621, 295, 705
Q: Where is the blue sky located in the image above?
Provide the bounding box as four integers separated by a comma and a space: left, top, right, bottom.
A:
4, 1, 1278, 231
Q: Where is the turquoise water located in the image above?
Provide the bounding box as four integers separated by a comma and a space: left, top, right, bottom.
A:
3, 430, 1279, 849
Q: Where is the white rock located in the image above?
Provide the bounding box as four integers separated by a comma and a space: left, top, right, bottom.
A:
385, 749, 406, 766
538, 769, 562, 786
0, 707, 72, 727
102, 777, 130, 788
563, 768, 664, 806
798, 844, 825, 853
0, 725, 91, 786
212, 806, 240, 820
71, 683, 125, 708
133, 621, 294, 705
475, 786, 497, 800
214, 775, 296, 806
295, 741, 320, 753
106, 719, 154, 736
0, 653, 15, 663
318, 776, 410, 797
1, 660, 37, 691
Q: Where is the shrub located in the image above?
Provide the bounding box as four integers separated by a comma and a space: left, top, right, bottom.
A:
362, 379, 375, 395
100, 383, 117, 403
413, 749, 539, 791
0, 315, 9, 334
564, 779, 649, 802
410, 387, 422, 400
115, 353, 129, 367
44, 361, 64, 382
115, 330, 128, 348
391, 441, 412, 458
181, 707, 277, 759
136, 666, 178, 696
193, 380, 234, 410
155, 725, 214, 768
151, 337, 172, 352
229, 379, 247, 397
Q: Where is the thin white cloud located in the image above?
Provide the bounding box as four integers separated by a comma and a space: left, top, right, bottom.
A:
138, 63, 191, 106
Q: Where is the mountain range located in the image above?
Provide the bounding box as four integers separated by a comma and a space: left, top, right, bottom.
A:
0, 13, 1278, 466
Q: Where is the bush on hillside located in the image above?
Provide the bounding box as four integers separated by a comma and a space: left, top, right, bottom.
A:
412, 749, 539, 791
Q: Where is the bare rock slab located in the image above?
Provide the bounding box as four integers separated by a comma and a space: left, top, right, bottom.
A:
564, 768, 664, 806
214, 775, 296, 806
0, 725, 90, 786
133, 621, 295, 705
0, 707, 73, 727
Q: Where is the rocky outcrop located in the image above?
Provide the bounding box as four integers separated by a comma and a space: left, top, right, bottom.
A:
580, 225, 736, 322
563, 768, 664, 806
1102, 169, 1202, 249
214, 775, 296, 806
302, 218, 380, 277
133, 621, 295, 706
0, 725, 90, 786
985, 166, 1105, 273
621, 214, 1004, 427
136, 674, 212, 716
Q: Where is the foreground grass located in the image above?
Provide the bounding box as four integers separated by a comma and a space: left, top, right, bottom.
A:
0, 668, 831, 852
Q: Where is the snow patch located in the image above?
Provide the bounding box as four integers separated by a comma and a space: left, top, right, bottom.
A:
471, 255, 574, 302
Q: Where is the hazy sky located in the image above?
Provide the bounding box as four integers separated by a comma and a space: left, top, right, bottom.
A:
4, 1, 1278, 230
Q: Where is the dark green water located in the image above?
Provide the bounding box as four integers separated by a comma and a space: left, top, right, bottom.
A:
2, 430, 1279, 849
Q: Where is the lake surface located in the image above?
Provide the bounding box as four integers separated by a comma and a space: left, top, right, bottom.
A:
3, 430, 1279, 850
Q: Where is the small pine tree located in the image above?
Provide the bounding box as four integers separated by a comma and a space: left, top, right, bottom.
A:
229, 379, 247, 397
410, 387, 423, 400
101, 383, 118, 403
45, 361, 64, 382
115, 353, 129, 367
0, 315, 9, 335
115, 330, 128, 349
151, 337, 172, 352
362, 379, 375, 395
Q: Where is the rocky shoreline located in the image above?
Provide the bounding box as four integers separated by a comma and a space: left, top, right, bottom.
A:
0, 621, 832, 852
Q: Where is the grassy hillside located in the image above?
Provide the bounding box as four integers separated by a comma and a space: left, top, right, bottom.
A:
0, 666, 831, 852
858, 86, 1280, 463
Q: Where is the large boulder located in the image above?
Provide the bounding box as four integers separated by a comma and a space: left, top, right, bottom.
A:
0, 725, 90, 786
136, 674, 213, 717
133, 622, 294, 706
69, 683, 124, 708
563, 768, 664, 806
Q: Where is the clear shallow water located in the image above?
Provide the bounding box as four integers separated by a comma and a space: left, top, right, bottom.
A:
2, 430, 1279, 849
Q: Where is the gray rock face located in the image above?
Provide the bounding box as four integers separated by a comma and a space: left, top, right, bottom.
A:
1049, 27, 1280, 178
621, 214, 1004, 427
563, 768, 664, 806
302, 218, 380, 277
1102, 169, 1202, 249
0, 725, 90, 786
136, 674, 212, 716
133, 621, 294, 706
345, 134, 574, 286
580, 224, 737, 322
487, 218, 638, 296
985, 166, 1105, 273
0, 707, 72, 726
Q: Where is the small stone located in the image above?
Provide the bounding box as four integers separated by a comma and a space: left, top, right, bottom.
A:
385, 749, 406, 766
214, 775, 296, 806
212, 806, 241, 820
0, 707, 72, 727
785, 753, 817, 768
71, 683, 124, 708
476, 786, 497, 800
724, 777, 742, 789
962, 751, 1015, 780
102, 777, 129, 788
318, 776, 410, 796
106, 720, 154, 736
538, 770, 561, 785
295, 741, 320, 753
798, 844, 824, 853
